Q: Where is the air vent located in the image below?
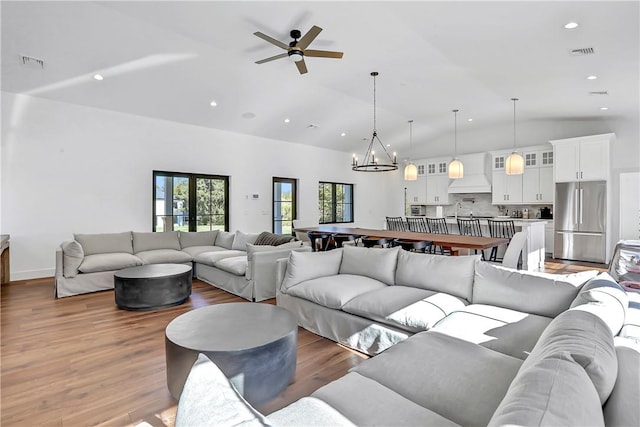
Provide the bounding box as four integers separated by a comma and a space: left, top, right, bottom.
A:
589, 91, 608, 96
570, 47, 595, 56
20, 55, 44, 69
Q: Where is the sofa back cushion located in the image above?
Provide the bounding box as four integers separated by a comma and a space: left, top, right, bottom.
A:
179, 231, 218, 249
339, 245, 399, 286
396, 251, 479, 301
215, 231, 235, 249
281, 249, 343, 291
488, 357, 604, 427
74, 232, 133, 255
472, 261, 596, 317
232, 231, 260, 251
62, 240, 84, 278
521, 309, 617, 404
132, 231, 180, 253
570, 272, 628, 335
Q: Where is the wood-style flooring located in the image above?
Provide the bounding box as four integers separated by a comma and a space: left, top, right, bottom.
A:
1, 259, 606, 427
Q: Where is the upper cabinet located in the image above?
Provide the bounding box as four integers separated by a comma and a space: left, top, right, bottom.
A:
550, 134, 614, 182
405, 173, 427, 204
492, 153, 523, 203
425, 157, 451, 205
491, 145, 553, 205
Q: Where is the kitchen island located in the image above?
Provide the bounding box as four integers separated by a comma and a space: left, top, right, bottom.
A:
439, 216, 547, 271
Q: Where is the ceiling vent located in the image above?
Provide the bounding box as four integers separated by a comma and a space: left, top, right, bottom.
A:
20, 55, 44, 69
570, 47, 595, 56
589, 91, 608, 96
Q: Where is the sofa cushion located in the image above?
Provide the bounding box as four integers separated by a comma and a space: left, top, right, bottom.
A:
214, 230, 235, 249
135, 249, 192, 265
431, 304, 552, 359
232, 231, 260, 251
62, 240, 84, 278
74, 232, 133, 255
78, 253, 142, 273
214, 256, 248, 276
285, 274, 387, 310
193, 250, 246, 267
603, 338, 640, 427
488, 357, 604, 427
132, 231, 180, 253
352, 331, 523, 427
268, 396, 356, 427
395, 251, 479, 301
343, 286, 467, 333
181, 245, 222, 257
472, 261, 597, 317
570, 272, 628, 335
522, 309, 617, 404
310, 372, 458, 427
281, 249, 343, 291
254, 231, 294, 246
339, 245, 399, 286
179, 230, 218, 249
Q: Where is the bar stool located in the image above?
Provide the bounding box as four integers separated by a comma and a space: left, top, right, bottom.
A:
393, 238, 432, 253
487, 219, 516, 262
307, 231, 332, 252
361, 236, 391, 248
332, 233, 358, 248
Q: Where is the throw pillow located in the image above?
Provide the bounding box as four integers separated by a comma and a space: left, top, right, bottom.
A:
215, 231, 235, 249
62, 240, 84, 278
254, 231, 294, 246
231, 231, 260, 251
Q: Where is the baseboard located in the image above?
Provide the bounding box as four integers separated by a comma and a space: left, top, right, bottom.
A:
11, 268, 55, 281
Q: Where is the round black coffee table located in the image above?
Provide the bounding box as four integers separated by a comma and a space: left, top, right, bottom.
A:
114, 264, 192, 310
165, 302, 297, 406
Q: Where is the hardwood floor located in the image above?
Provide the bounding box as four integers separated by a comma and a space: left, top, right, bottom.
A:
1, 259, 606, 427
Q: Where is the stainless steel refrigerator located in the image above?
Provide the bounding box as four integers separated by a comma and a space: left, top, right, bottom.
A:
554, 181, 606, 263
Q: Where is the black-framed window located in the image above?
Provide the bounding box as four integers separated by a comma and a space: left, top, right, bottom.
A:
318, 181, 354, 224
273, 177, 297, 235
153, 171, 229, 232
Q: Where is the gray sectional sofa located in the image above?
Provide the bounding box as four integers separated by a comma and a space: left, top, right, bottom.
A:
176, 245, 640, 426
55, 230, 310, 301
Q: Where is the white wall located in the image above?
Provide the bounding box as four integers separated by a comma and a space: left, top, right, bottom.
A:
1, 93, 402, 280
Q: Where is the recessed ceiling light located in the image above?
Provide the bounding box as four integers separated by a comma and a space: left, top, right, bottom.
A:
564, 22, 579, 29
209, 100, 218, 107
586, 75, 598, 80
600, 107, 609, 111
284, 118, 290, 123
341, 132, 346, 137
386, 144, 391, 147
93, 74, 104, 81
467, 118, 473, 122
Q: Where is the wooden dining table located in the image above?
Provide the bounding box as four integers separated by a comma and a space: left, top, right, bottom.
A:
296, 226, 509, 256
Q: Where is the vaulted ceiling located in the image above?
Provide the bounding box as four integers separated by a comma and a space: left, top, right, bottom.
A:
2, 1, 638, 160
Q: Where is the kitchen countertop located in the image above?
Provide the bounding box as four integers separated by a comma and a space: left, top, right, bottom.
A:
442, 216, 549, 224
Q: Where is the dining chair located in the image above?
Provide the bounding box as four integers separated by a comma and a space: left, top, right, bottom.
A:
425, 218, 451, 255
386, 216, 408, 232
457, 218, 485, 259
361, 236, 391, 248
501, 231, 527, 269
307, 231, 333, 252
406, 217, 429, 233
487, 219, 516, 262
393, 238, 432, 253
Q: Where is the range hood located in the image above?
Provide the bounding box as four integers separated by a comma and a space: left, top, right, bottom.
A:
448, 152, 492, 193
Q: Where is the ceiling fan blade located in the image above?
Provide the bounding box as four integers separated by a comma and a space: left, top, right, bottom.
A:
295, 59, 308, 74
297, 25, 322, 49
253, 31, 289, 50
304, 49, 344, 59
255, 53, 288, 64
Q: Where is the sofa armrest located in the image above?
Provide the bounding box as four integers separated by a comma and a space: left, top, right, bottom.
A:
55, 246, 64, 280
275, 258, 289, 295
248, 246, 311, 301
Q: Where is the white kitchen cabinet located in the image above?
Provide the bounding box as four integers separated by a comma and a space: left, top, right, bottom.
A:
550, 134, 613, 182
492, 170, 523, 203
522, 147, 554, 203
405, 176, 427, 204
425, 158, 451, 205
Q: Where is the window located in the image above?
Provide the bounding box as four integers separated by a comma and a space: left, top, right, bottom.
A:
153, 171, 229, 232
318, 182, 354, 224
273, 177, 297, 235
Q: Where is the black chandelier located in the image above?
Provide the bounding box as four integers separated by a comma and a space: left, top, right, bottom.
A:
352, 72, 398, 172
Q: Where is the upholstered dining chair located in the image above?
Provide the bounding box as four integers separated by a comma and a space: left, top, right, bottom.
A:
501, 231, 527, 269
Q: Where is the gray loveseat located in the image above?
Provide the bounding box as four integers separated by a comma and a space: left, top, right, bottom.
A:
176, 245, 640, 426
55, 230, 310, 301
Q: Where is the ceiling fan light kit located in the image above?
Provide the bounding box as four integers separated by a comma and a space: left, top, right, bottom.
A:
505, 98, 524, 175
353, 72, 398, 173
254, 26, 343, 75
448, 109, 464, 179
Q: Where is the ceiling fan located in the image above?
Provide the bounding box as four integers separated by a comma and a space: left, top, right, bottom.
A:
254, 25, 343, 74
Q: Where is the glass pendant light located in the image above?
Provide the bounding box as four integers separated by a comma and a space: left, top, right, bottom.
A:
448, 109, 464, 179
404, 120, 417, 181
505, 98, 524, 175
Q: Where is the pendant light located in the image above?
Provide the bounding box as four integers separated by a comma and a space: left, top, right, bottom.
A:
448, 109, 464, 179
352, 72, 398, 172
505, 98, 524, 175
404, 120, 417, 181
